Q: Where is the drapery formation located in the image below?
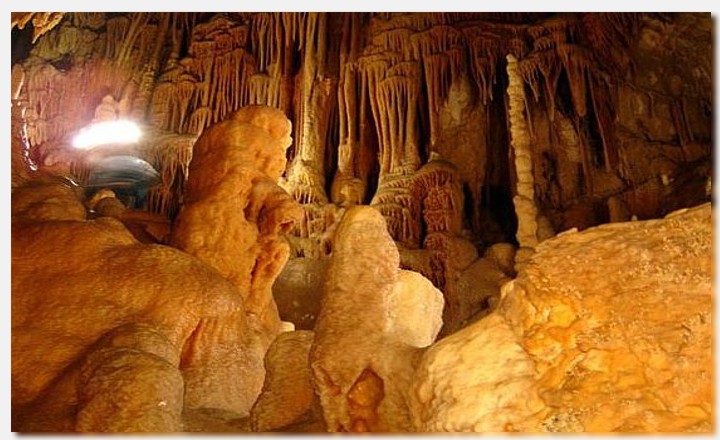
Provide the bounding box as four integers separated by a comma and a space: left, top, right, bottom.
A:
12, 12, 711, 250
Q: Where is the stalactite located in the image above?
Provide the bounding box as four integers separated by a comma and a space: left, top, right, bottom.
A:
557, 43, 592, 117
517, 49, 561, 123
149, 82, 174, 130
130, 63, 157, 121
283, 12, 336, 207
517, 54, 543, 103
465, 30, 503, 106
247, 73, 282, 108
337, 62, 357, 148
185, 107, 210, 135
175, 78, 196, 132
228, 48, 246, 111
211, 51, 234, 123
115, 13, 150, 68
25, 63, 59, 136
194, 42, 216, 108
588, 75, 619, 171
410, 25, 463, 61
373, 28, 414, 60
145, 132, 197, 218
251, 13, 274, 73
410, 25, 465, 147
331, 13, 366, 206
359, 54, 393, 174
360, 45, 423, 246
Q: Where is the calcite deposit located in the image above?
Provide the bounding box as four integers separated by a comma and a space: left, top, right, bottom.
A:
10, 11, 713, 435
310, 206, 444, 432
12, 177, 251, 431
410, 202, 713, 432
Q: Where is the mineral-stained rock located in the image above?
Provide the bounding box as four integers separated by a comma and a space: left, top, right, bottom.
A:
168, 105, 304, 416
170, 105, 303, 331
408, 202, 713, 433
310, 206, 444, 432
11, 178, 259, 431
250, 330, 324, 432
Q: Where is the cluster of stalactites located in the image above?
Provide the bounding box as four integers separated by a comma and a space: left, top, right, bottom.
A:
142, 13, 334, 221
148, 12, 328, 139
144, 132, 197, 218
515, 13, 638, 174
11, 12, 65, 43
411, 26, 465, 147
149, 16, 250, 135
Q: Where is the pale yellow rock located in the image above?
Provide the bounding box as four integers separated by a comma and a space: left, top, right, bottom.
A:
386, 270, 444, 348
410, 202, 713, 433
409, 313, 544, 432
310, 206, 444, 433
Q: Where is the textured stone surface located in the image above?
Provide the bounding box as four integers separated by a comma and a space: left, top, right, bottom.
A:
12, 177, 262, 431
409, 202, 713, 433
310, 206, 444, 432
250, 330, 322, 432
168, 106, 304, 414
409, 313, 543, 432
170, 105, 303, 326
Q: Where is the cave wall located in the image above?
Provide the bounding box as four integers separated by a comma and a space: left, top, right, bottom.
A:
11, 12, 713, 314
12, 12, 711, 226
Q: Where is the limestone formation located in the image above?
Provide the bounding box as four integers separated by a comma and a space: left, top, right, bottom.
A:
170, 105, 303, 333
506, 53, 539, 270
169, 106, 303, 413
310, 206, 444, 432
11, 177, 256, 431
250, 331, 325, 432
10, 12, 713, 434
410, 202, 713, 432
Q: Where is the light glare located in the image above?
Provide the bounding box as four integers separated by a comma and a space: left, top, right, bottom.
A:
72, 120, 142, 150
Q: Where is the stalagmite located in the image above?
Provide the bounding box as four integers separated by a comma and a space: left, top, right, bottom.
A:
169, 106, 304, 416
506, 54, 539, 269
310, 206, 444, 432
10, 12, 713, 434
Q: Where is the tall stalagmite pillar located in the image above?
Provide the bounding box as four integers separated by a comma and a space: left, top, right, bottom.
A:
505, 54, 538, 270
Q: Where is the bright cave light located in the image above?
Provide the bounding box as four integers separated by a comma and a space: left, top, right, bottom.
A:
72, 120, 142, 150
